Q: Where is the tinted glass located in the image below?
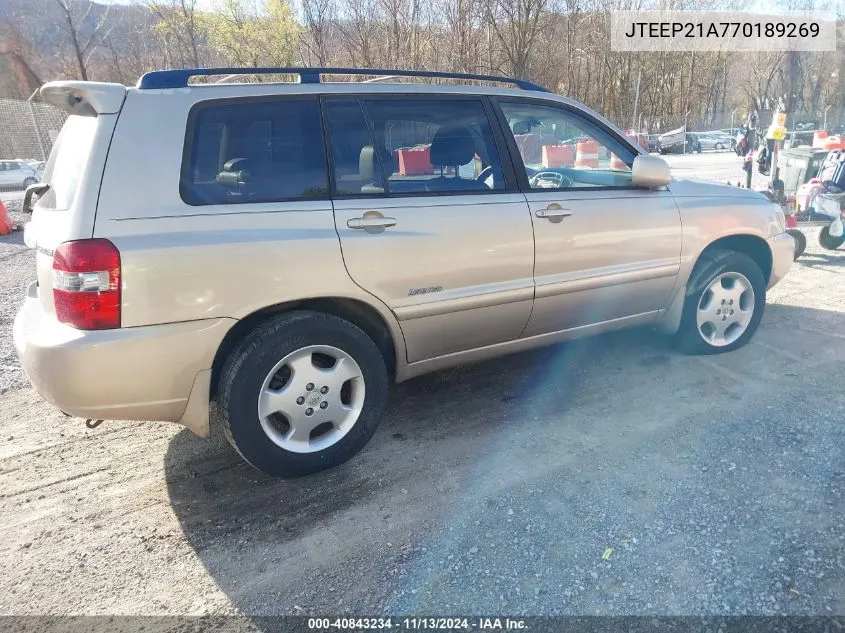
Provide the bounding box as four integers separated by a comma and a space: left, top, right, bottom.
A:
499, 101, 636, 190
324, 98, 505, 195
181, 98, 328, 205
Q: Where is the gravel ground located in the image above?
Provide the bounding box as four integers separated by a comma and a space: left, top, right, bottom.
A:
0, 155, 843, 617
0, 196, 32, 393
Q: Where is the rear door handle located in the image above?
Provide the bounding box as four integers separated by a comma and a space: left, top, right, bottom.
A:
535, 204, 572, 220
347, 216, 398, 230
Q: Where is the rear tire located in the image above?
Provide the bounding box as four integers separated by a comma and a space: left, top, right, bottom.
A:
674, 249, 766, 355
217, 310, 389, 477
22, 177, 36, 188
819, 225, 845, 251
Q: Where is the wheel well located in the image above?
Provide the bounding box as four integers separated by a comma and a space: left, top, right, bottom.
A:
700, 234, 772, 283
210, 298, 398, 398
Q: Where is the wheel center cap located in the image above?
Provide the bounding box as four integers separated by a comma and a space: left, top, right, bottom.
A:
306, 392, 322, 407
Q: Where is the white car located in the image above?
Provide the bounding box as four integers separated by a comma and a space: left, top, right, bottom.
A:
0, 160, 39, 190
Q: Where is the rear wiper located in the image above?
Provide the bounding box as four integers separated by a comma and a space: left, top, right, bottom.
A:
23, 183, 49, 214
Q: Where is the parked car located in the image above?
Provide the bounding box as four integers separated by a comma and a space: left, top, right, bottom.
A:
658, 128, 701, 154
697, 132, 733, 151
23, 160, 46, 178
645, 134, 660, 153
14, 68, 795, 477
0, 160, 39, 190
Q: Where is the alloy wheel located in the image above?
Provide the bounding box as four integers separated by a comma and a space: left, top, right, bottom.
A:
695, 272, 755, 347
257, 345, 365, 453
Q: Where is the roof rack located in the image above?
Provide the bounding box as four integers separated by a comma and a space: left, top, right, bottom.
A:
136, 67, 549, 92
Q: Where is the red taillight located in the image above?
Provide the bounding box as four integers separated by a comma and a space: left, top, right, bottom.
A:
52, 239, 121, 330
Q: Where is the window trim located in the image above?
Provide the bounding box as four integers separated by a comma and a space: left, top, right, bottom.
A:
179, 94, 331, 207
491, 96, 648, 193
320, 93, 520, 200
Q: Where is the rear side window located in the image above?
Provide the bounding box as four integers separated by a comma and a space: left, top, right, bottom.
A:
324, 97, 506, 196
181, 98, 329, 205
36, 115, 98, 210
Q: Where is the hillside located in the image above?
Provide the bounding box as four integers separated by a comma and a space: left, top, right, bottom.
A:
0, 0, 149, 97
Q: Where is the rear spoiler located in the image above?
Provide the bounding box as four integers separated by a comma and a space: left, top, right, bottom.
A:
39, 81, 126, 116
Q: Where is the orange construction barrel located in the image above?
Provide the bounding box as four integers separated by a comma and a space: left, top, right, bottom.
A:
575, 139, 599, 168
542, 144, 574, 168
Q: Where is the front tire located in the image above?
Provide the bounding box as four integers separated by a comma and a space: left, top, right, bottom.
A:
674, 249, 766, 355
23, 177, 36, 188
217, 311, 389, 477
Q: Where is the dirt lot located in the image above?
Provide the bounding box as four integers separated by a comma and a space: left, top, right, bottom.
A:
1, 153, 843, 616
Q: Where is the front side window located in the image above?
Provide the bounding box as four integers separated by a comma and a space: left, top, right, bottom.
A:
324, 97, 506, 196
181, 98, 328, 205
499, 101, 637, 190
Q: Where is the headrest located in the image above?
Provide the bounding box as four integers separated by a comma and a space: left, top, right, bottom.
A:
430, 125, 475, 167
359, 146, 375, 181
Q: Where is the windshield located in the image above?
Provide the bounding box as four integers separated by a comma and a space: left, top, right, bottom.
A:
35, 115, 97, 211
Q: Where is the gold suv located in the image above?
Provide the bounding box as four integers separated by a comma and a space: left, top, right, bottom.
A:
14, 68, 795, 477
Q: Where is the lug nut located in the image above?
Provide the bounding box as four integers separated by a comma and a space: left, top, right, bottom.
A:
320, 386, 329, 394
305, 407, 313, 416
296, 396, 305, 405
716, 309, 721, 314
729, 300, 733, 305
319, 401, 328, 409
306, 383, 314, 391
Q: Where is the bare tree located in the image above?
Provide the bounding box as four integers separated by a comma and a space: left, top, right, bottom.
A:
482, 0, 548, 77
53, 0, 111, 81
301, 0, 335, 66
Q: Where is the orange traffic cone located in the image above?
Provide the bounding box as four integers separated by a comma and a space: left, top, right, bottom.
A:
0, 200, 14, 236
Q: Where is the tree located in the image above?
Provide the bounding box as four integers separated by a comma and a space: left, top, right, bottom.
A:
53, 0, 111, 81
148, 0, 206, 68
300, 0, 335, 66
204, 0, 300, 68
482, 0, 549, 77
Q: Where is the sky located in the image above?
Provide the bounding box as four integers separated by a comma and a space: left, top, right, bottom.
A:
96, 0, 836, 17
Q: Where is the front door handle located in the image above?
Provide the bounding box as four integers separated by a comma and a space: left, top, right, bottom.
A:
535, 203, 572, 221
347, 215, 397, 232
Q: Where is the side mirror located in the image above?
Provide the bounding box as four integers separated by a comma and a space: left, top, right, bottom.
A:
22, 183, 49, 214
632, 154, 671, 188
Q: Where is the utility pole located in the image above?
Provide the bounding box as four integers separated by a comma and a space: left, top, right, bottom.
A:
631, 68, 642, 131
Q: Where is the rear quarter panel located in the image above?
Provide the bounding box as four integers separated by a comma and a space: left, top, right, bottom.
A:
94, 89, 404, 354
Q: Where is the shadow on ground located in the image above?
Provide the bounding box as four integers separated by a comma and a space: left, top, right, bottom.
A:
165, 304, 845, 617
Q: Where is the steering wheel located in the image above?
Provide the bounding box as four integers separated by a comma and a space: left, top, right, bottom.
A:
529, 171, 572, 189
477, 166, 496, 188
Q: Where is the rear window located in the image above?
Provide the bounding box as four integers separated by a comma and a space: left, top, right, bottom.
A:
181, 97, 329, 206
36, 115, 97, 210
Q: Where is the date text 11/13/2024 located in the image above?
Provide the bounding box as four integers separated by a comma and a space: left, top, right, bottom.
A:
307, 617, 527, 630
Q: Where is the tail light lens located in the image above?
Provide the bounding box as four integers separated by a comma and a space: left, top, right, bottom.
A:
52, 239, 121, 330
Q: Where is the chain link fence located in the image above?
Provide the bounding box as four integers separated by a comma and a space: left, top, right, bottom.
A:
0, 97, 68, 163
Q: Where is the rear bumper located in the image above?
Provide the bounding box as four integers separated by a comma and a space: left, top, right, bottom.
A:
13, 282, 234, 435
767, 231, 794, 289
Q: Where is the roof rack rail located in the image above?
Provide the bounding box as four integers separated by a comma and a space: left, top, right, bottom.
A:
136, 67, 550, 92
